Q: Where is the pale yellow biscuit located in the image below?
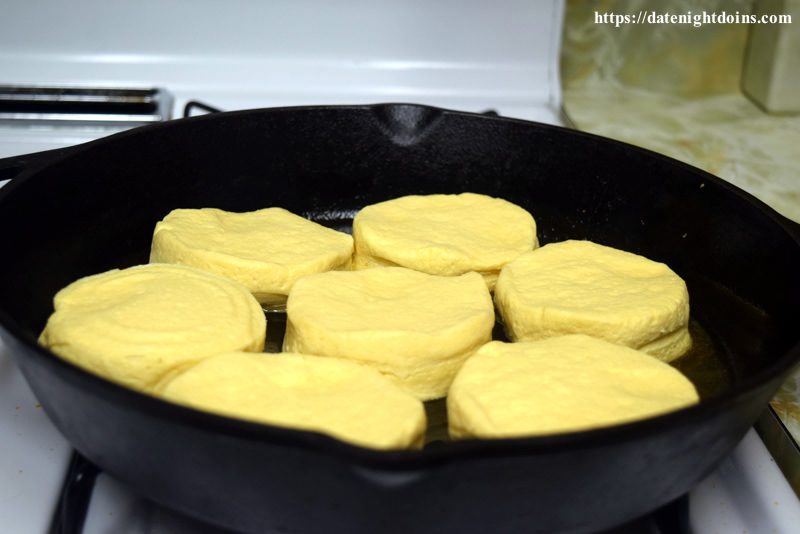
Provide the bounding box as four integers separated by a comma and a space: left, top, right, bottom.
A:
150, 207, 353, 304
282, 267, 495, 400
160, 352, 426, 450
39, 264, 265, 392
448, 335, 699, 439
495, 240, 691, 362
352, 193, 537, 290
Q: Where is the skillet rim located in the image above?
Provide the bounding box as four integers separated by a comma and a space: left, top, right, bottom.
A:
0, 103, 799, 469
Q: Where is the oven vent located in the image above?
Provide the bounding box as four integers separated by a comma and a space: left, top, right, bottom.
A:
0, 86, 172, 125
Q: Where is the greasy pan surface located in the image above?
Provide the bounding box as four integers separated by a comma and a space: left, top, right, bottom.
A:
0, 104, 798, 534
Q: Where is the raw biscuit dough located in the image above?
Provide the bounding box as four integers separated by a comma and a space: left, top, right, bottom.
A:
495, 240, 691, 362
39, 263, 266, 392
282, 267, 495, 400
160, 351, 427, 449
150, 207, 353, 304
448, 335, 699, 439
352, 193, 537, 290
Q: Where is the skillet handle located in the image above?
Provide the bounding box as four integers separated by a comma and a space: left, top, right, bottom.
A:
0, 146, 76, 185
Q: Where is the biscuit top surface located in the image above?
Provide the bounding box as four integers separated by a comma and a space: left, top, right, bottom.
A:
288, 267, 493, 334
353, 193, 536, 274
448, 335, 699, 437
153, 207, 352, 266
40, 263, 265, 390
160, 351, 426, 449
497, 240, 688, 323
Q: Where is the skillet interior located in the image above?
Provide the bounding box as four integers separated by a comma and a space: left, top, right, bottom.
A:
0, 104, 798, 533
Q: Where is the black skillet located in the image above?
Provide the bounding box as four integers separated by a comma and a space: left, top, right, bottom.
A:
0, 104, 798, 534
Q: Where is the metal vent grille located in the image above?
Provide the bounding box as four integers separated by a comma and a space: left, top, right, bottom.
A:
0, 86, 172, 125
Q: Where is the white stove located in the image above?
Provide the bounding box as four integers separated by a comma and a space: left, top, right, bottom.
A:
1, 1, 799, 532
0, 0, 563, 159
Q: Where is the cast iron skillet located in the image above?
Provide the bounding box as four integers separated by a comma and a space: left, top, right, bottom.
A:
0, 104, 798, 534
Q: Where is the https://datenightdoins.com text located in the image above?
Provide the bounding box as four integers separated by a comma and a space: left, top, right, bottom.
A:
594, 10, 792, 28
